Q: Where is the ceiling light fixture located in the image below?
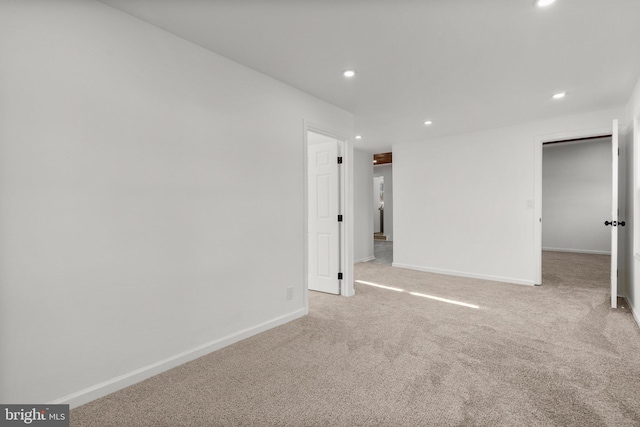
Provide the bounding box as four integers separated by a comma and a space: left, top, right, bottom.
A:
535, 0, 556, 7
424, 120, 433, 125
355, 135, 362, 140
552, 92, 566, 99
343, 69, 357, 78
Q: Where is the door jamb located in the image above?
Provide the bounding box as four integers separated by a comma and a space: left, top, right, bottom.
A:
634, 114, 640, 259
534, 126, 615, 285
303, 121, 354, 307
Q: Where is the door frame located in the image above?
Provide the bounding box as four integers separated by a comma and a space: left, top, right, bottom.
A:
534, 125, 614, 285
303, 121, 354, 310
634, 114, 640, 259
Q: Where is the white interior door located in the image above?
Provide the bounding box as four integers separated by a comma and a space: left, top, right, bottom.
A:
308, 139, 340, 294
610, 119, 619, 308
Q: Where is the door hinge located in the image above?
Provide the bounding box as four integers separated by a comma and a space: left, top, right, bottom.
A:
618, 148, 620, 156
337, 156, 343, 164
338, 272, 343, 280
338, 214, 343, 222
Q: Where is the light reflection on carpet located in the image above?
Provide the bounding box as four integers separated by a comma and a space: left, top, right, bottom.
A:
355, 279, 480, 309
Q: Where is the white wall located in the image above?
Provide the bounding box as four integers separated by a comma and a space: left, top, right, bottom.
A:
625, 75, 640, 326
354, 149, 374, 263
393, 108, 623, 285
374, 164, 393, 241
0, 0, 353, 406
542, 138, 612, 254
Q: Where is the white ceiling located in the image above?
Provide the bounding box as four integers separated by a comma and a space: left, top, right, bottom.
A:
98, 0, 640, 153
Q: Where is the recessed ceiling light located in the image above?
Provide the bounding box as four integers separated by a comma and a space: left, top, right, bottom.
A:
552, 92, 566, 99
355, 135, 362, 140
424, 120, 433, 125
343, 70, 357, 78
535, 0, 556, 7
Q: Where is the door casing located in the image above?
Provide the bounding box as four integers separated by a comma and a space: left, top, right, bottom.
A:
534, 124, 619, 287
303, 121, 354, 312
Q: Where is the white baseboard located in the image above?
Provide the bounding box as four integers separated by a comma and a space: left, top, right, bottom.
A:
355, 255, 375, 263
50, 308, 306, 409
625, 296, 640, 330
391, 263, 534, 286
542, 247, 611, 255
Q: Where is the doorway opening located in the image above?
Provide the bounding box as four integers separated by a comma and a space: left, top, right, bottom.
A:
372, 152, 393, 265
534, 120, 622, 308
373, 176, 385, 238
542, 136, 612, 255
304, 125, 354, 298
540, 136, 613, 296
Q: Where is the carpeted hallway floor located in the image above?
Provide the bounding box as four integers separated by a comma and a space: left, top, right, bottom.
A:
71, 251, 640, 426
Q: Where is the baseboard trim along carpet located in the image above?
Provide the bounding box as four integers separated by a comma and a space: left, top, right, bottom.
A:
391, 262, 534, 286
50, 308, 307, 409
355, 255, 376, 263
543, 247, 611, 255
626, 296, 640, 330
71, 252, 640, 425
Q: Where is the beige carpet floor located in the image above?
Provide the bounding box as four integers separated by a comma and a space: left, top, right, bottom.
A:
71, 251, 640, 426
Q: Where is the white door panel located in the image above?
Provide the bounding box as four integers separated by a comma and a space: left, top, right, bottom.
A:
308, 139, 340, 294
